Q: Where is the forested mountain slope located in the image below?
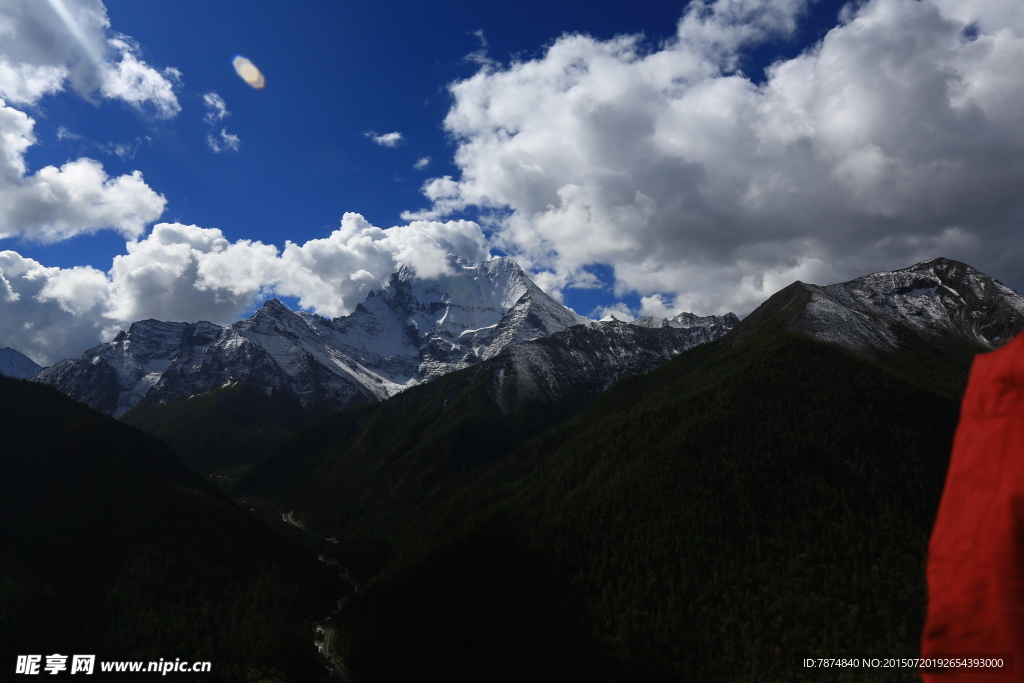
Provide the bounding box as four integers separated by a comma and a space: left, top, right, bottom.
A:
242, 317, 965, 681
0, 375, 338, 682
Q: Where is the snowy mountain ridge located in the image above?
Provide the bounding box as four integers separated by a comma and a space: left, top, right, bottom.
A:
33, 257, 592, 417
488, 318, 738, 414
0, 347, 42, 379
730, 257, 1024, 355
629, 311, 741, 333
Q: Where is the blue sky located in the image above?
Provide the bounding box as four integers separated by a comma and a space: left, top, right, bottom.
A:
18, 0, 695, 266
2, 0, 1024, 363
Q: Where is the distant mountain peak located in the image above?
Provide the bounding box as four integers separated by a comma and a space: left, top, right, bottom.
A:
0, 347, 42, 379
727, 258, 1024, 355
629, 311, 740, 332
259, 297, 292, 312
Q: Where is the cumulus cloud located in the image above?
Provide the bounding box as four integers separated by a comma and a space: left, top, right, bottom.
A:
0, 0, 105, 103
408, 0, 1024, 315
0, 251, 111, 365
0, 99, 166, 241
414, 156, 431, 170
268, 213, 489, 316
0, 58, 66, 105
98, 35, 180, 118
0, 214, 490, 362
367, 131, 404, 147
0, 1, 178, 242
636, 294, 678, 320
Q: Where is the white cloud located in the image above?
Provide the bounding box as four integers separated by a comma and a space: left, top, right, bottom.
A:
367, 131, 404, 147
102, 223, 264, 324
0, 251, 111, 365
203, 91, 229, 122
55, 125, 81, 141
413, 156, 431, 170
201, 92, 240, 152
55, 125, 150, 160
106, 136, 149, 160
409, 0, 1024, 315
0, 0, 107, 102
0, 57, 66, 105
0, 214, 490, 362
465, 29, 498, 70
206, 128, 240, 153
269, 213, 489, 316
98, 35, 180, 118
0, 100, 166, 241
637, 294, 678, 319
0, 1, 177, 242
591, 303, 635, 321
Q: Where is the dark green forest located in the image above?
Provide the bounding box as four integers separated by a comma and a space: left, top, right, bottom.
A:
0, 376, 340, 682
240, 323, 967, 682
122, 380, 311, 478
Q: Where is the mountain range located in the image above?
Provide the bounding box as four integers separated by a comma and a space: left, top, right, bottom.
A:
32, 257, 596, 418
20, 255, 1024, 481
30, 257, 1023, 425
30, 255, 737, 428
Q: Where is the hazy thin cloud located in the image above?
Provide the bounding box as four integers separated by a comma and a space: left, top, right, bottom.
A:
201, 93, 240, 152
465, 29, 497, 69
206, 129, 240, 153
202, 92, 230, 123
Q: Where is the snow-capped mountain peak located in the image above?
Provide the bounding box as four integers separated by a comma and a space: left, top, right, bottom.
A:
34, 256, 592, 417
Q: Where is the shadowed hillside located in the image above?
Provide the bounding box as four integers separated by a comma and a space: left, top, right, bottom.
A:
242, 320, 965, 682
0, 376, 338, 682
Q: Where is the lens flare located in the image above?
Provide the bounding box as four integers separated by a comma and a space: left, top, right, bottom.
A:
43, 0, 105, 66
232, 56, 265, 89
